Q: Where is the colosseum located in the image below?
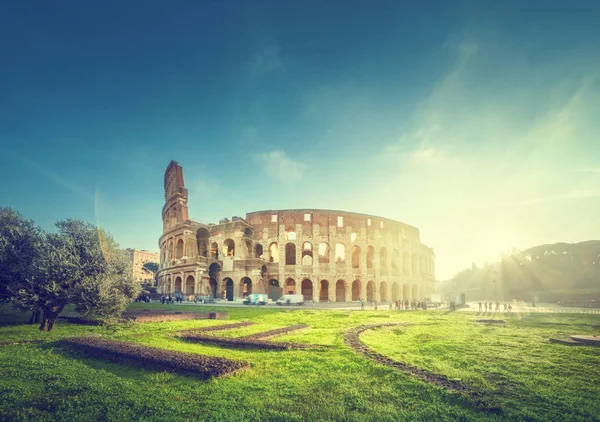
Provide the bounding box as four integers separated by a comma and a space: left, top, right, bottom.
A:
157, 161, 436, 303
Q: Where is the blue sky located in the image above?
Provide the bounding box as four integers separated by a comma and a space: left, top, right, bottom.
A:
1, 1, 599, 279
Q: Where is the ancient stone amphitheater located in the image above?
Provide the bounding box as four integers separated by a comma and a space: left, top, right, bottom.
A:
157, 161, 435, 303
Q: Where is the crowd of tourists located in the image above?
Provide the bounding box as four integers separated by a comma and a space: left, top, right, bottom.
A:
359, 298, 429, 310
159, 295, 184, 304
478, 300, 512, 312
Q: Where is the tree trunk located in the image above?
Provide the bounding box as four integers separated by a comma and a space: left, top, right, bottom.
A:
39, 305, 65, 332
28, 310, 41, 324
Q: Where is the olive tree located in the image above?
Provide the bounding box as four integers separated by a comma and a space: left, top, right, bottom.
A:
0, 208, 44, 322
11, 219, 140, 331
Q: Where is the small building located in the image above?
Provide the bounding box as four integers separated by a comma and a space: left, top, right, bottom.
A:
126, 248, 159, 283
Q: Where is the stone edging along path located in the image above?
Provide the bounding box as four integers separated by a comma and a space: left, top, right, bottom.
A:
343, 323, 468, 393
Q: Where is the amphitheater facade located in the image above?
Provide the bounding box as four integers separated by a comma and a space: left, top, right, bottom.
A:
157, 161, 436, 303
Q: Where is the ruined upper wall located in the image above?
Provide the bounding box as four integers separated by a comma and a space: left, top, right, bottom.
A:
246, 209, 420, 241
162, 161, 189, 232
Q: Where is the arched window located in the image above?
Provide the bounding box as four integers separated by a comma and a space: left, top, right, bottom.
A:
285, 242, 296, 265
224, 239, 235, 257
367, 246, 374, 269
211, 242, 219, 259
335, 243, 345, 263
351, 245, 361, 268
196, 228, 210, 258
176, 239, 184, 259
318, 243, 330, 263
255, 244, 264, 259
285, 231, 296, 241
302, 242, 313, 266
269, 242, 279, 263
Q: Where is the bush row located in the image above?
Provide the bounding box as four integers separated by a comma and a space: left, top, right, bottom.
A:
179, 333, 322, 350
62, 336, 249, 379
243, 324, 309, 339
123, 311, 229, 323
178, 321, 254, 334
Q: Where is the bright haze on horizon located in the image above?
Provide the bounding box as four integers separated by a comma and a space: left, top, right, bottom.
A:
1, 1, 599, 280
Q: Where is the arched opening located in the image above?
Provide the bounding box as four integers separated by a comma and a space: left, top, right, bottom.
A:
185, 275, 195, 296
224, 278, 234, 301
285, 242, 296, 265
174, 276, 182, 293
380, 247, 388, 274
318, 243, 330, 263
366, 281, 375, 302
319, 280, 329, 302
208, 263, 220, 298
211, 242, 219, 259
209, 278, 217, 298
285, 278, 296, 294
243, 227, 253, 238
380, 281, 388, 302
196, 228, 210, 258
255, 244, 264, 259
351, 245, 361, 268
268, 278, 281, 300
335, 243, 345, 263
285, 230, 296, 240
391, 249, 399, 275
301, 279, 313, 301
245, 240, 252, 258
367, 246, 374, 268
224, 239, 235, 257
392, 282, 399, 302
412, 284, 418, 300
241, 277, 252, 298
269, 242, 279, 263
176, 239, 184, 259
403, 283, 410, 301
352, 280, 361, 301
302, 242, 313, 266
336, 280, 346, 302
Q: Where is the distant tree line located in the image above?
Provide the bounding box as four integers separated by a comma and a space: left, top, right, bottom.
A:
0, 207, 140, 331
440, 241, 600, 302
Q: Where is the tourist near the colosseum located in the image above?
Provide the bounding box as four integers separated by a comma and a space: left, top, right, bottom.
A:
157, 161, 435, 306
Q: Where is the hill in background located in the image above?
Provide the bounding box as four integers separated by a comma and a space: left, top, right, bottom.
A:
439, 241, 600, 305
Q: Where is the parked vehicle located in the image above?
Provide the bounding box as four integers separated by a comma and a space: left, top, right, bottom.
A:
243, 293, 268, 305
276, 294, 304, 306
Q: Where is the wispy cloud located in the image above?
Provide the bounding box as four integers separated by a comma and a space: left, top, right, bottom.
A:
250, 45, 284, 75
255, 151, 305, 186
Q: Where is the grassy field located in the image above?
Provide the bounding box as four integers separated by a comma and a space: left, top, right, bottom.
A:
0, 303, 599, 421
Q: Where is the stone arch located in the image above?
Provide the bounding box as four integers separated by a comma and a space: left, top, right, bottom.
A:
255, 243, 264, 259
336, 280, 346, 302
351, 245, 361, 268
412, 283, 418, 300
224, 239, 235, 257
269, 242, 279, 263
318, 242, 330, 263
380, 247, 388, 274
320, 280, 329, 302
392, 249, 400, 275
209, 277, 217, 298
185, 275, 195, 296
366, 246, 374, 268
335, 243, 345, 263
285, 242, 296, 265
243, 227, 253, 238
211, 242, 219, 259
366, 280, 375, 303
403, 283, 411, 301
174, 276, 182, 293
267, 278, 281, 300
285, 278, 296, 294
241, 277, 252, 298
223, 277, 234, 301
352, 280, 361, 301
380, 281, 388, 302
176, 239, 184, 259
302, 242, 313, 266
391, 282, 399, 302
196, 228, 209, 257
301, 279, 313, 301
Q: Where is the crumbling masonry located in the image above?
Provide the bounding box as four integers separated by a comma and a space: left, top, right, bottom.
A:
157, 161, 435, 303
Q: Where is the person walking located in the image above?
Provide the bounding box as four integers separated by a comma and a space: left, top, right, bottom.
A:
478, 301, 482, 312
360, 298, 365, 310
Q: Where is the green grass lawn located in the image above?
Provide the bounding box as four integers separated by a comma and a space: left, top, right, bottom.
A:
1, 304, 599, 421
